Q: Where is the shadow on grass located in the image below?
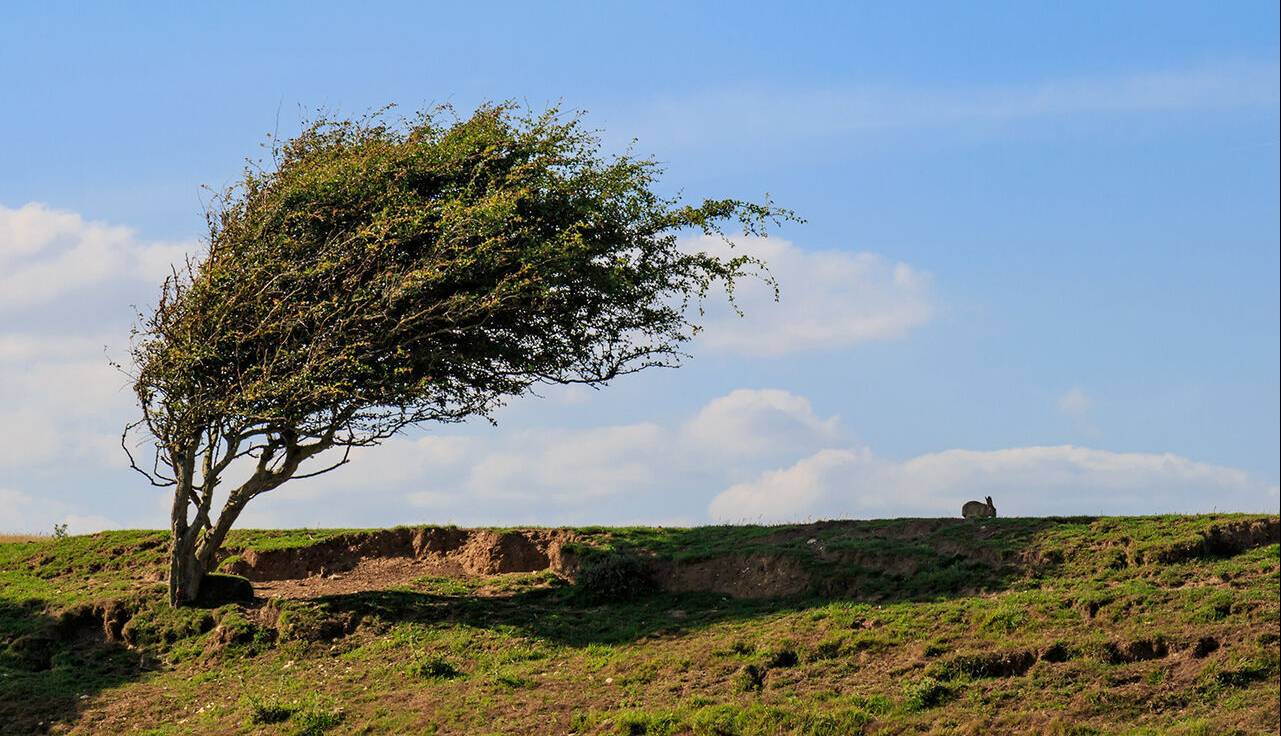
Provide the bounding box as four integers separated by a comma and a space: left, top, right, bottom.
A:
316, 585, 817, 647
0, 600, 151, 735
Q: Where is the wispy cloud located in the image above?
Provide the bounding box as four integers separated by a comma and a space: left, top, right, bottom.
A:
621, 62, 1280, 149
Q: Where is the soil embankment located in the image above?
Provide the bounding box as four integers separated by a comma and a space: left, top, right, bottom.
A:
220, 517, 1281, 600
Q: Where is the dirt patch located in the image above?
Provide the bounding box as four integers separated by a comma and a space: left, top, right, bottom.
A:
1103, 638, 1170, 664
936, 649, 1038, 679
653, 554, 812, 598
224, 528, 576, 599
456, 530, 564, 575
251, 557, 444, 599
1202, 518, 1280, 556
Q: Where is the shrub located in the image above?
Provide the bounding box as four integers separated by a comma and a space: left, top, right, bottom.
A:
411, 655, 462, 680
902, 677, 957, 711
929, 650, 1036, 680
292, 707, 344, 736
195, 573, 255, 606
807, 636, 845, 661
276, 603, 350, 642
734, 663, 767, 693
574, 553, 656, 603
766, 647, 799, 668
247, 696, 296, 724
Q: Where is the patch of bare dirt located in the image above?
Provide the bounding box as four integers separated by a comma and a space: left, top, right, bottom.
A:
224, 528, 577, 599
653, 554, 811, 598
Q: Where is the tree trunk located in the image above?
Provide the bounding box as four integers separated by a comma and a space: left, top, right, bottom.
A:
168, 532, 206, 606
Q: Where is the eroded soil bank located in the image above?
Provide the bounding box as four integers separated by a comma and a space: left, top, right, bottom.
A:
219, 516, 1280, 600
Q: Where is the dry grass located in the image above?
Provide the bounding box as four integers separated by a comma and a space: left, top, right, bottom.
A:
0, 533, 48, 544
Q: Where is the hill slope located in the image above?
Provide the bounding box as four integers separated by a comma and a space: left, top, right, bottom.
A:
1, 514, 1278, 735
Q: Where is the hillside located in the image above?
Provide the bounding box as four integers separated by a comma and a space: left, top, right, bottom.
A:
1, 514, 1277, 735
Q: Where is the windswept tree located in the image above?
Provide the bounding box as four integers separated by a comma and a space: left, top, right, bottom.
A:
125, 104, 793, 606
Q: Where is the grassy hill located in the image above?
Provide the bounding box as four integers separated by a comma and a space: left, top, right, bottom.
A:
1, 514, 1277, 735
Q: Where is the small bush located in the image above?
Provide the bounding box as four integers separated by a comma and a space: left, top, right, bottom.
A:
979, 604, 1027, 634
766, 645, 799, 668
922, 639, 949, 658
292, 707, 344, 736
411, 655, 462, 680
1187, 590, 1233, 623
902, 677, 957, 711
612, 709, 681, 736
929, 650, 1036, 680
492, 669, 534, 689
208, 607, 274, 656
276, 603, 349, 642
196, 573, 255, 605
800, 708, 871, 736
807, 636, 845, 661
1208, 650, 1279, 688
247, 697, 296, 724
574, 553, 656, 603
734, 663, 767, 692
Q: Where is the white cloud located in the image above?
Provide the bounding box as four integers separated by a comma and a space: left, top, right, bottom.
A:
686, 235, 934, 355
0, 356, 134, 469
0, 202, 195, 312
709, 444, 1279, 523
0, 203, 189, 480
684, 388, 840, 457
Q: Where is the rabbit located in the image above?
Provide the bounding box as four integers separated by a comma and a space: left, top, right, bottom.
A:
962, 496, 996, 519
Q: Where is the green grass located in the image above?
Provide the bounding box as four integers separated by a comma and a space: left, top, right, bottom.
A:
1, 514, 1276, 734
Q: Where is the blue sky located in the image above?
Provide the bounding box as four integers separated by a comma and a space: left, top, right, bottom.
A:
1, 2, 1277, 531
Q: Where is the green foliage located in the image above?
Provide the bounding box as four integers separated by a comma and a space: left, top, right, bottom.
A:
292, 706, 345, 736
247, 695, 297, 724
276, 602, 349, 642
244, 695, 343, 735
979, 603, 1028, 634
135, 103, 793, 436
764, 644, 799, 668
410, 655, 462, 680
734, 663, 767, 692
902, 677, 957, 711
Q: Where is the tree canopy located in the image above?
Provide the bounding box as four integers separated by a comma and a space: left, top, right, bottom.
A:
126, 103, 794, 604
